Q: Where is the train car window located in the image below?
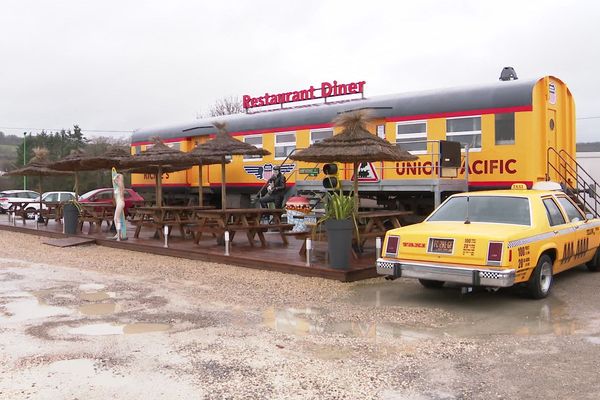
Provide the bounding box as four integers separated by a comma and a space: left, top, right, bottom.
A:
166, 142, 181, 150
495, 113, 515, 145
396, 121, 427, 154
135, 146, 141, 155
243, 136, 263, 160
446, 116, 482, 150
310, 129, 333, 144
543, 197, 566, 226
275, 132, 296, 159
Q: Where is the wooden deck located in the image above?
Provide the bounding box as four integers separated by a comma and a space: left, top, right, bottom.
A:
0, 215, 380, 282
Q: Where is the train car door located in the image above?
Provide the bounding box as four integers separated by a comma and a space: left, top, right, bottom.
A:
547, 109, 559, 179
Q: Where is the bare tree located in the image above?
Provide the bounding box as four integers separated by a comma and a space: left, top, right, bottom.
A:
197, 96, 244, 118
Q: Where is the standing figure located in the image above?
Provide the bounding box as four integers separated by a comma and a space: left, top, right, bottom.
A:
259, 165, 286, 209
112, 167, 127, 241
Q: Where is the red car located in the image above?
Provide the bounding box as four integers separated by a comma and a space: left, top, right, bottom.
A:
79, 188, 145, 216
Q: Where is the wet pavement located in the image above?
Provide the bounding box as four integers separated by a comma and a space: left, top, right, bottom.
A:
2, 251, 600, 399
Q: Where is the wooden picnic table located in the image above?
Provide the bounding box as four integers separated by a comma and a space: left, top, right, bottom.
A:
130, 205, 215, 239
190, 208, 294, 247
79, 203, 115, 234
7, 201, 34, 224
7, 201, 65, 225
39, 202, 63, 224
293, 210, 413, 256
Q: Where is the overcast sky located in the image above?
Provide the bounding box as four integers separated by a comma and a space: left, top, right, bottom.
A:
1, 0, 599, 142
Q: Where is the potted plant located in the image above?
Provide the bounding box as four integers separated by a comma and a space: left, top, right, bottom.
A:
63, 198, 82, 234
317, 188, 358, 269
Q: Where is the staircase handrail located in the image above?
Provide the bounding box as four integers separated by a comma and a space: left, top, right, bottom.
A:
547, 147, 599, 217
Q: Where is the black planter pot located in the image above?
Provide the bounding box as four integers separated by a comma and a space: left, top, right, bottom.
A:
63, 203, 80, 235
325, 218, 353, 269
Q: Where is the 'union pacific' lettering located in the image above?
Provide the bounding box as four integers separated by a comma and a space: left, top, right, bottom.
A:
395, 159, 517, 176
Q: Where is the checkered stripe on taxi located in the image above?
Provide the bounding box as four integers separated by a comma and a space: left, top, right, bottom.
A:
479, 270, 506, 280
377, 260, 396, 269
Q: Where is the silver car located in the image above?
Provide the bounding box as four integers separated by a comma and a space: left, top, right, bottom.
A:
24, 191, 77, 219
0, 190, 40, 213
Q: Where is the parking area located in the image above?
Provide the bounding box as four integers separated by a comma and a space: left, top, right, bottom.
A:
1, 231, 600, 399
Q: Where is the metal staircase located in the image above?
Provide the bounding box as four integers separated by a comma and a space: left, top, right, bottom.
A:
547, 147, 600, 217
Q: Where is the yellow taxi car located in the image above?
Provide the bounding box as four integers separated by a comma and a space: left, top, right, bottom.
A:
376, 183, 600, 298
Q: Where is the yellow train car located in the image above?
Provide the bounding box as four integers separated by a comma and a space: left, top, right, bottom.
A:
131, 75, 577, 211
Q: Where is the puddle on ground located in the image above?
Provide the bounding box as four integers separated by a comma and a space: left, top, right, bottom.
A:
79, 283, 106, 291
263, 307, 435, 340
78, 302, 118, 316
79, 291, 113, 302
346, 283, 581, 337
0, 297, 74, 322
584, 336, 600, 345
123, 323, 171, 334
69, 322, 171, 336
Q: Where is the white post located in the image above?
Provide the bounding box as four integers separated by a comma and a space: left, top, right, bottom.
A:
376, 237, 382, 258
62, 218, 65, 234
305, 238, 312, 267
163, 225, 169, 248
12, 212, 16, 226
224, 231, 230, 256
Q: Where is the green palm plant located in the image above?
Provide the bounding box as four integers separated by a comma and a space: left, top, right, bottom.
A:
315, 186, 360, 240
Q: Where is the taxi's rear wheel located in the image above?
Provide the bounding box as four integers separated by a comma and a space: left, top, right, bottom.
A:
527, 255, 553, 299
586, 248, 600, 272
418, 279, 445, 289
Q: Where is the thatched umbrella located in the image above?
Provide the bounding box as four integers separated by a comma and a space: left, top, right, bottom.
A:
290, 110, 417, 211
4, 147, 73, 219
120, 138, 221, 206
189, 122, 271, 210
48, 147, 133, 195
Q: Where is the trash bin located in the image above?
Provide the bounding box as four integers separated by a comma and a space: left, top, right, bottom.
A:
63, 203, 80, 234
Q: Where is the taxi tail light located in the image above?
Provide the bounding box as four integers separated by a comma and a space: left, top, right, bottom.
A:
508, 249, 512, 262
0, 198, 7, 201
385, 235, 400, 256
487, 242, 503, 264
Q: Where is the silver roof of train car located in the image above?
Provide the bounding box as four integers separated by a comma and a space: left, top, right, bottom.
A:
131, 78, 539, 143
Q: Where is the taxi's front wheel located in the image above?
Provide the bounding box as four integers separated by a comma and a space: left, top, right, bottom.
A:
527, 255, 553, 299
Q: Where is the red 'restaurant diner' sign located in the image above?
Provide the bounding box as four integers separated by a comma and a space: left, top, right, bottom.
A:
243, 80, 366, 109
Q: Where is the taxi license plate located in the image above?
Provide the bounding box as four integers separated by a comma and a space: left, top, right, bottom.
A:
428, 238, 454, 254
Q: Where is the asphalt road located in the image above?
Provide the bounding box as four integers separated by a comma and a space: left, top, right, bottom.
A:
1, 231, 600, 399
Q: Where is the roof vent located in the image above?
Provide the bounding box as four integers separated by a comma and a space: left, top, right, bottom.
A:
499, 67, 518, 81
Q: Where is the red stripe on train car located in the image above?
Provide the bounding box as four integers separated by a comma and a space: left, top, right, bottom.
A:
132, 105, 532, 145
469, 180, 533, 188
132, 183, 191, 187
132, 137, 191, 146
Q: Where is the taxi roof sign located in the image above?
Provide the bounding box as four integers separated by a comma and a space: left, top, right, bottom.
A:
511, 183, 528, 190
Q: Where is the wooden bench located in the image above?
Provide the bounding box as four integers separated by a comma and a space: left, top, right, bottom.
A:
190, 223, 294, 247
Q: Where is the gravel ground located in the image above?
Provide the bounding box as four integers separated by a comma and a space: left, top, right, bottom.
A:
1, 231, 600, 399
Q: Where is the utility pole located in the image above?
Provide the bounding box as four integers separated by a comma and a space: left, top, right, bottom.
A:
23, 132, 27, 190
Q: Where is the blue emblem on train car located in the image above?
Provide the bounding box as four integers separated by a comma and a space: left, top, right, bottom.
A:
244, 163, 295, 181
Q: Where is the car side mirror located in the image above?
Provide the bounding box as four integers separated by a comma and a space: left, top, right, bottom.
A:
586, 213, 594, 220
571, 217, 581, 223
